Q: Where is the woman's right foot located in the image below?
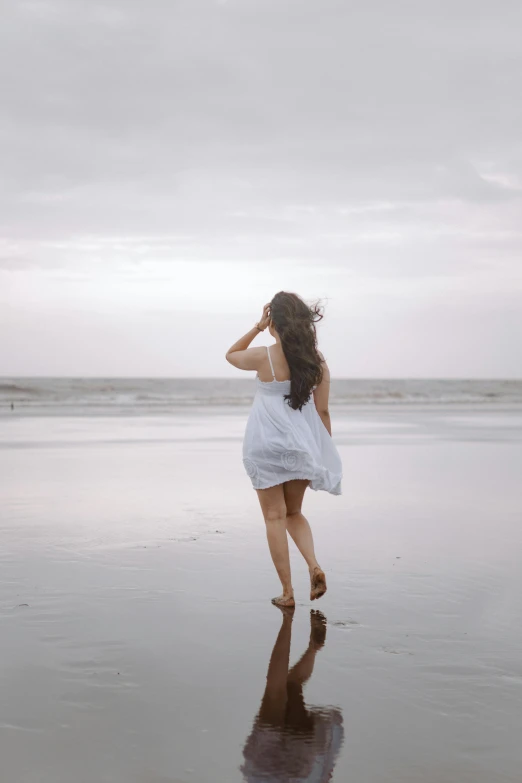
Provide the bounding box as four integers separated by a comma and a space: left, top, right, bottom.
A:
310, 567, 327, 601
271, 594, 295, 608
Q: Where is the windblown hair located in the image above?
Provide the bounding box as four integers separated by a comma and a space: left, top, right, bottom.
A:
269, 291, 324, 411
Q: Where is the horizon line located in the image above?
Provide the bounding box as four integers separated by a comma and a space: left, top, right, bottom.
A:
1, 376, 521, 382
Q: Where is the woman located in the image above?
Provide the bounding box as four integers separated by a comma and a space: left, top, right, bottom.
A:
241, 608, 344, 782
225, 291, 343, 607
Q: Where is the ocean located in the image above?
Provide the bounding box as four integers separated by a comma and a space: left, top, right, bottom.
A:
2, 377, 522, 416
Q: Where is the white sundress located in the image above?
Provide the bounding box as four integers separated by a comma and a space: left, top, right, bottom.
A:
242, 345, 343, 495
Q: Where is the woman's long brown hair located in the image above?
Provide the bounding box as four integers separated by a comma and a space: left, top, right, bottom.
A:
269, 291, 324, 410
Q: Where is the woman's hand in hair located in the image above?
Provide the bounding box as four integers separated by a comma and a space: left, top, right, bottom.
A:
257, 303, 271, 331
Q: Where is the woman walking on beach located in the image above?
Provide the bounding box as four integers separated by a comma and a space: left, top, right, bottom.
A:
225, 291, 343, 607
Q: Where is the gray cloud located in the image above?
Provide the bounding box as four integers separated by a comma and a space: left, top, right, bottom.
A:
1, 0, 521, 375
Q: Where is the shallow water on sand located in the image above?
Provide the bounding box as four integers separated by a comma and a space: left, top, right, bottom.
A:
1, 408, 522, 782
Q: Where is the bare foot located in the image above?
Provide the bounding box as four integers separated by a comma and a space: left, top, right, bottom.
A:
310, 609, 327, 649
271, 594, 295, 608
310, 567, 327, 601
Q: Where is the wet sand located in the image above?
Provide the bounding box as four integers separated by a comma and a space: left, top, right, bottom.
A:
1, 407, 522, 782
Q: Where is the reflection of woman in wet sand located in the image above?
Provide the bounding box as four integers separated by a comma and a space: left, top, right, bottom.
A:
242, 609, 344, 782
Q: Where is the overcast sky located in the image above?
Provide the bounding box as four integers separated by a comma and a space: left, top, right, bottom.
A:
1, 0, 521, 377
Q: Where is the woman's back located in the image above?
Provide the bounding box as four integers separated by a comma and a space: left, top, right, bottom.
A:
256, 344, 291, 383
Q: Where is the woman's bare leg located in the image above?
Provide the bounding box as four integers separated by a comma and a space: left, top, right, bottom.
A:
283, 480, 320, 573
256, 484, 294, 604
284, 480, 327, 601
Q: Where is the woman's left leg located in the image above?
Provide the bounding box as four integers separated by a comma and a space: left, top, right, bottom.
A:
256, 484, 294, 605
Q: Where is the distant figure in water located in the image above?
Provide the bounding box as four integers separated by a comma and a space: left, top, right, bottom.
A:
225, 291, 343, 606
241, 609, 344, 782
11, 402, 14, 410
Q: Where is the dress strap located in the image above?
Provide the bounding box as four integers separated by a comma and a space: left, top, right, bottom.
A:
266, 345, 276, 381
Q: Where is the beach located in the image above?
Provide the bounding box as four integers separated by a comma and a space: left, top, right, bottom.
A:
1, 386, 522, 782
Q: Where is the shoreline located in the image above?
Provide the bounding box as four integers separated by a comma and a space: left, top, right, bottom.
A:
2, 401, 522, 418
